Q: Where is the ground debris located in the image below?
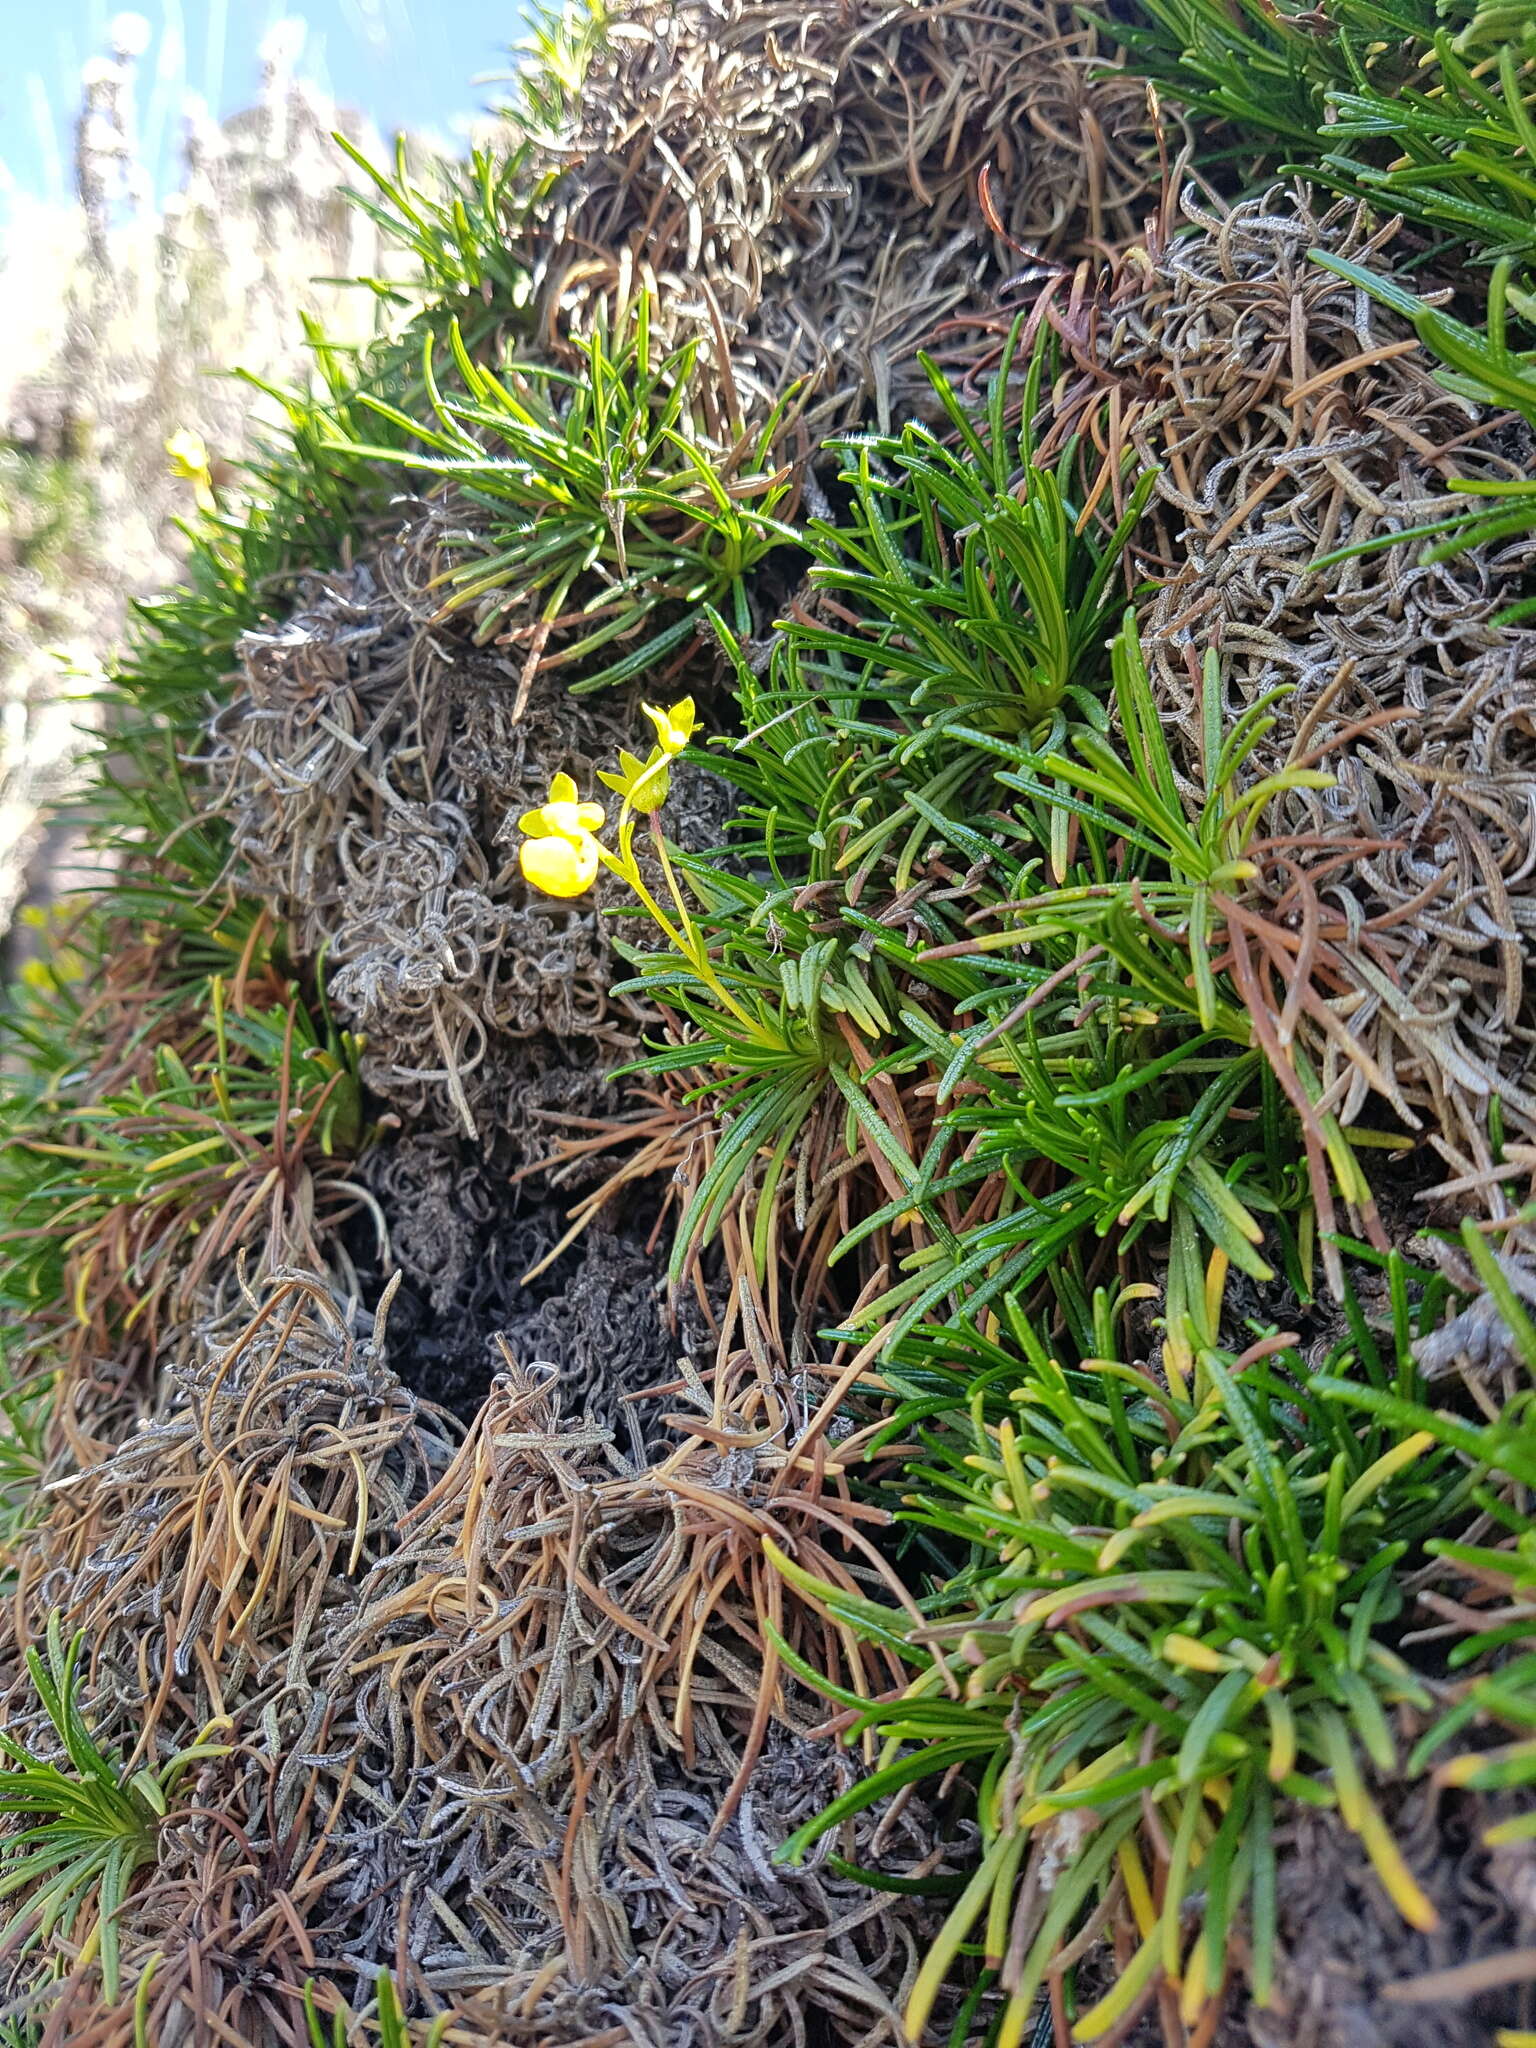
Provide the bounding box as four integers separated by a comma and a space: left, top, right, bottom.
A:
1411, 1249, 1536, 1381
0, 1267, 960, 2044
1247, 1784, 1536, 2048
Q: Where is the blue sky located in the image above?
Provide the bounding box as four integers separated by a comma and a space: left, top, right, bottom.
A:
1, 2, 529, 205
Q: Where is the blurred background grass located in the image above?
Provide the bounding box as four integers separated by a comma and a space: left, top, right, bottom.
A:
0, 5, 524, 955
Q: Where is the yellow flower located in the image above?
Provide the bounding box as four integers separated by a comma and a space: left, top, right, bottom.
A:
165, 429, 217, 514
518, 771, 606, 842
517, 772, 606, 898
165, 428, 208, 472
641, 696, 697, 757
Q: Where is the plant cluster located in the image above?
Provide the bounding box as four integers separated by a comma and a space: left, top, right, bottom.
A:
326, 300, 801, 688
519, 338, 1356, 1317
1, 1, 1535, 2045
1, 958, 362, 1368
1114, 1, 1536, 572
1115, 1, 1536, 288
534, 0, 1163, 436
0, 1615, 227, 2005
502, 324, 1536, 2039
509, 297, 1536, 2048
772, 1246, 1524, 2043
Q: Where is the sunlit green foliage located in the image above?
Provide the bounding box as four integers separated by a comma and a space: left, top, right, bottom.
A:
769, 1248, 1531, 2040
323, 297, 800, 684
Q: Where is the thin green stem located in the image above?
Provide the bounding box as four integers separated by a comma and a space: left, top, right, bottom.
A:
598, 824, 772, 1042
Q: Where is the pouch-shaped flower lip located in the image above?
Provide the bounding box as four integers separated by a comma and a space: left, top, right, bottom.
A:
641, 697, 698, 756
519, 771, 606, 842
519, 832, 600, 897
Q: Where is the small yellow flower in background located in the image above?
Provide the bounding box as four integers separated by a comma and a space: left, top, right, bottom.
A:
165, 429, 217, 515
642, 696, 697, 756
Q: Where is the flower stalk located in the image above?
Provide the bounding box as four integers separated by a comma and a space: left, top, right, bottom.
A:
516, 696, 773, 1042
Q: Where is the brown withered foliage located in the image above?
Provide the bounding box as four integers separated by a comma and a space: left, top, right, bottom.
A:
0, 926, 359, 1404
0, 1268, 962, 2045
532, 0, 1163, 436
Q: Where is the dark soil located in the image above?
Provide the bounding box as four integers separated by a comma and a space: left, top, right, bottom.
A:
1246, 1785, 1536, 2048
1091, 1781, 1536, 2048
349, 1116, 711, 1455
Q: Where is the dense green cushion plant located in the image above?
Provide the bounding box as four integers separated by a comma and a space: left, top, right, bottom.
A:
768, 1243, 1536, 2042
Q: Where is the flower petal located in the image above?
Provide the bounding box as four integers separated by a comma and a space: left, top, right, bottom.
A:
518, 807, 552, 837
165, 429, 210, 477
642, 700, 694, 756
575, 801, 607, 830
549, 771, 578, 805
519, 832, 599, 898
542, 800, 587, 839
